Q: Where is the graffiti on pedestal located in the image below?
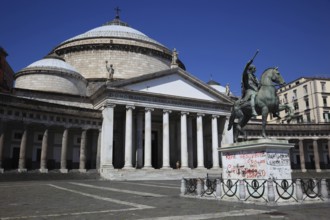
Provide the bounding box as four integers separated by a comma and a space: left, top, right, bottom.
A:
267, 152, 291, 179
222, 151, 267, 179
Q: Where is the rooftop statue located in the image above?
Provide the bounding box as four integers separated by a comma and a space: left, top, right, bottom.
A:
227, 50, 293, 142
105, 61, 115, 80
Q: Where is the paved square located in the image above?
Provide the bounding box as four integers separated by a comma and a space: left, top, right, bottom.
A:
0, 179, 329, 219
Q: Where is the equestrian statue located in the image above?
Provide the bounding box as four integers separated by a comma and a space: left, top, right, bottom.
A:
228, 50, 293, 142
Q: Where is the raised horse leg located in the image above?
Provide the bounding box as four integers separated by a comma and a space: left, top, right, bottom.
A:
278, 104, 294, 122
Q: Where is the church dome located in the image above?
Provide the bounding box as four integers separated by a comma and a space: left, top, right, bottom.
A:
15, 54, 87, 96
53, 15, 185, 80
64, 21, 164, 47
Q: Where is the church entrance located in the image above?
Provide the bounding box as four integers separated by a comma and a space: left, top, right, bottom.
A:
11, 147, 20, 169
151, 131, 160, 168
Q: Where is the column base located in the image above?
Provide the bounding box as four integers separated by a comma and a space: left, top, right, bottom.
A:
301, 168, 307, 173
142, 166, 154, 169
60, 169, 68, 173
79, 169, 87, 173
196, 166, 206, 170
18, 168, 27, 173
180, 166, 189, 169
316, 169, 322, 173
123, 166, 135, 170
39, 168, 48, 173
161, 166, 172, 169
0, 168, 4, 173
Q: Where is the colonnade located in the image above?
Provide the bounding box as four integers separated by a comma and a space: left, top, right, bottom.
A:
0, 119, 100, 173
100, 104, 225, 171
296, 138, 330, 172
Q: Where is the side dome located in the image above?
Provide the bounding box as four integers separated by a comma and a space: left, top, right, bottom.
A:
53, 16, 185, 80
15, 54, 87, 96
207, 80, 226, 93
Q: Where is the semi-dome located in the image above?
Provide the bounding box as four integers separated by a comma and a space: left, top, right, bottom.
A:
53, 16, 185, 80
15, 54, 87, 96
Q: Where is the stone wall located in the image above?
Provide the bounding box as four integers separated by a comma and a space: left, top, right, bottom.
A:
63, 49, 170, 79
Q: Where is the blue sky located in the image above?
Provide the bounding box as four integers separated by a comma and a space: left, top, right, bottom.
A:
1, 0, 330, 96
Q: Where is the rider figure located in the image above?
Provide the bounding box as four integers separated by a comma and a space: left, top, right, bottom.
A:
241, 59, 259, 117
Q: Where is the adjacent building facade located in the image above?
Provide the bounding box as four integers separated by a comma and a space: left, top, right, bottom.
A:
244, 76, 330, 172
0, 47, 14, 93
270, 76, 330, 124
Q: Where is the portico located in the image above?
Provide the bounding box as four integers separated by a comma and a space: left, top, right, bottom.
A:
98, 99, 231, 172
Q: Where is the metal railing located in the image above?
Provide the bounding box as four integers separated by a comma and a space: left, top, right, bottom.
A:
181, 176, 329, 204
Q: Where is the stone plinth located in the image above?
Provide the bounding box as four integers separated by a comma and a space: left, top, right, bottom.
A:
219, 139, 294, 180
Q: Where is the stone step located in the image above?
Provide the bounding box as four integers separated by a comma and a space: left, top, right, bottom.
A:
100, 168, 223, 181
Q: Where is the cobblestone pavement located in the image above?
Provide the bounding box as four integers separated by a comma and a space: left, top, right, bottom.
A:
0, 178, 329, 220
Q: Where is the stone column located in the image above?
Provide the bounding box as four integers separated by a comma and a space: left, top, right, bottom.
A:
221, 116, 233, 145
18, 126, 28, 173
79, 129, 87, 172
212, 115, 220, 169
144, 108, 154, 168
124, 105, 135, 169
60, 127, 69, 173
180, 112, 189, 168
39, 128, 49, 173
0, 120, 6, 173
313, 139, 321, 172
101, 103, 116, 171
298, 139, 306, 172
96, 129, 101, 171
196, 113, 204, 169
162, 110, 171, 169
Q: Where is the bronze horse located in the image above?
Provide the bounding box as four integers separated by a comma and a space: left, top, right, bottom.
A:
228, 67, 293, 142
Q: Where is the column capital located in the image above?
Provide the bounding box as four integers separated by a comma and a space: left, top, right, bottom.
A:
212, 114, 220, 119
126, 105, 135, 110
81, 126, 90, 131
163, 109, 172, 114
103, 101, 116, 109
181, 111, 189, 116
197, 113, 205, 117
145, 108, 154, 112
63, 124, 72, 129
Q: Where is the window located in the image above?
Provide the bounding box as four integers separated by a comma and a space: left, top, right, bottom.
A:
294, 102, 299, 110
303, 85, 308, 94
74, 135, 81, 145
293, 90, 297, 100
12, 131, 23, 140
305, 99, 309, 109
324, 111, 330, 122
34, 132, 43, 143
323, 96, 327, 106
297, 115, 303, 123
284, 94, 288, 103
321, 82, 326, 92
306, 113, 311, 123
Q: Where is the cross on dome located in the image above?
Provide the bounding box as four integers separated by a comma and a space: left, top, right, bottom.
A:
114, 6, 121, 19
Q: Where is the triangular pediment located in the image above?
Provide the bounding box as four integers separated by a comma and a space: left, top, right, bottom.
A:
108, 68, 233, 104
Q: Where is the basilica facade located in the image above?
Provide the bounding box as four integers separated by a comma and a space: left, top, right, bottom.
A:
0, 15, 234, 179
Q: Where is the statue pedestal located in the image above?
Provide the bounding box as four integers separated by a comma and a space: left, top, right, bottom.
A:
220, 139, 294, 180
